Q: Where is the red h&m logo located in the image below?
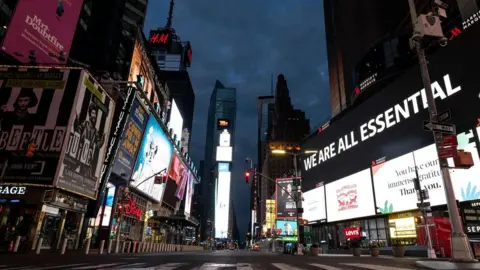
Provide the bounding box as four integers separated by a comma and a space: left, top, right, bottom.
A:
449, 27, 462, 40
150, 33, 169, 44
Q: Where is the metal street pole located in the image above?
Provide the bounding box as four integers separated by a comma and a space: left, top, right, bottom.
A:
292, 153, 303, 255
407, 0, 474, 261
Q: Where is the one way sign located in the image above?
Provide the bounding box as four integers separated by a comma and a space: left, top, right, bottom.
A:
423, 121, 456, 135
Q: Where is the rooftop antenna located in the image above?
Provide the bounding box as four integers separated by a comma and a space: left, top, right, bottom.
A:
166, 0, 174, 28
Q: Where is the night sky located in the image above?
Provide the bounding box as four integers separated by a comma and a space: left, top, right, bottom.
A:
144, 1, 331, 238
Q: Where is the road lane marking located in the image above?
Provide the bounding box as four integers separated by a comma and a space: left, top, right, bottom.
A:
150, 263, 185, 270
117, 262, 147, 268
341, 263, 414, 270
272, 263, 305, 270
237, 263, 253, 270
22, 264, 88, 270
309, 263, 344, 270
72, 263, 124, 269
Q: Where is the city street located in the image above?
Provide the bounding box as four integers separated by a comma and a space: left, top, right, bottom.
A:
0, 250, 423, 269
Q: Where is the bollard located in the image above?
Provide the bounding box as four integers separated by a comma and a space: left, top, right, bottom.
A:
61, 238, 68, 255
139, 242, 143, 252
148, 242, 152, 252
127, 241, 131, 253
133, 242, 138, 253
156, 243, 159, 252
115, 239, 120, 254
35, 238, 43, 254
85, 238, 91, 254
32, 237, 38, 251
161, 243, 164, 252
13, 236, 21, 252
99, 240, 105, 254
121, 241, 126, 253
107, 240, 113, 254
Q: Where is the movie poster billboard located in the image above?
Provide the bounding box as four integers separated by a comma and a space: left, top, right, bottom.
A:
111, 96, 149, 180
166, 153, 188, 200
131, 116, 173, 201
57, 71, 115, 199
184, 171, 194, 215
1, 0, 83, 65
0, 67, 77, 184
276, 177, 297, 219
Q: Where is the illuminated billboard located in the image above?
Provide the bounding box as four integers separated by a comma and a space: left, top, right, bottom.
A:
275, 220, 298, 236
266, 200, 276, 229
215, 171, 231, 238
184, 171, 194, 215
1, 0, 83, 64
168, 99, 184, 143
131, 116, 173, 201
219, 130, 231, 146
217, 119, 229, 129
149, 29, 173, 49
128, 40, 155, 101
216, 146, 232, 162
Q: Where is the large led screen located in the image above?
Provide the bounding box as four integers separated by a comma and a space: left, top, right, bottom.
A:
1, 0, 83, 64
128, 40, 154, 98
303, 185, 326, 222
169, 99, 183, 143
215, 172, 231, 238
300, 22, 480, 192
184, 171, 194, 215
131, 116, 173, 201
167, 154, 188, 199
276, 178, 297, 219
275, 220, 298, 236
373, 128, 480, 214
325, 169, 376, 222
216, 146, 232, 162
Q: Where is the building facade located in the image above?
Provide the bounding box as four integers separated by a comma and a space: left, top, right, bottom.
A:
200, 80, 237, 240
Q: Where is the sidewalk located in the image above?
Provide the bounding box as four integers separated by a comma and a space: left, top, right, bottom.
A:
416, 260, 480, 269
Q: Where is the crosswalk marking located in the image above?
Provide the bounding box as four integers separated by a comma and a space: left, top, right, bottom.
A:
309, 263, 344, 270
199, 263, 236, 270
341, 263, 414, 270
22, 264, 88, 270
118, 262, 147, 268
149, 263, 184, 270
272, 263, 305, 270
236, 263, 253, 270
72, 263, 124, 269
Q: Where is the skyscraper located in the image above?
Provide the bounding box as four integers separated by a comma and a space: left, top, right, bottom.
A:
200, 80, 237, 240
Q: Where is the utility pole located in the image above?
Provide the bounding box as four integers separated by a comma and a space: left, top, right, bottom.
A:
407, 0, 474, 261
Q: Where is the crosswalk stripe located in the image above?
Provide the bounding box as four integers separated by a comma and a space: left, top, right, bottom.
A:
272, 263, 304, 270
149, 263, 184, 270
237, 263, 253, 270
309, 263, 344, 270
341, 263, 414, 270
22, 264, 88, 270
71, 263, 124, 269
199, 263, 235, 270
117, 262, 147, 268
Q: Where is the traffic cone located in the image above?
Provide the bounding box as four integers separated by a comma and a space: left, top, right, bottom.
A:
8, 240, 13, 252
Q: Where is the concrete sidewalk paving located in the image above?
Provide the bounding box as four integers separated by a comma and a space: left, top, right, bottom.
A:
416, 260, 480, 269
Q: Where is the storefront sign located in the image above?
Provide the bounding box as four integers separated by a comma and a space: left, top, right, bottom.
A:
0, 186, 26, 195
344, 227, 360, 240
466, 225, 480, 233
124, 194, 143, 219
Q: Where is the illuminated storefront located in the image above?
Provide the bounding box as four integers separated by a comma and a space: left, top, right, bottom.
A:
388, 212, 419, 245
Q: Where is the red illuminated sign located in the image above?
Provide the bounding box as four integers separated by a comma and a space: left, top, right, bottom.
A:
344, 227, 360, 240
149, 29, 173, 48
150, 33, 169, 44
184, 41, 192, 67
124, 194, 143, 220
448, 27, 462, 40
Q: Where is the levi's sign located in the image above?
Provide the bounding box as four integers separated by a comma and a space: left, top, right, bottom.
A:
303, 74, 461, 171
0, 186, 26, 195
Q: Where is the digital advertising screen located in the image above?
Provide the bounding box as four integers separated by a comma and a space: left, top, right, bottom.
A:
300, 22, 480, 193
303, 185, 326, 222
276, 178, 297, 219
218, 163, 230, 173
219, 130, 231, 147
215, 171, 231, 238
167, 154, 188, 199
275, 220, 298, 236
0, 68, 77, 185
184, 171, 194, 215
58, 71, 115, 199
111, 96, 149, 180
325, 169, 376, 222
168, 99, 184, 143
101, 184, 116, 227
128, 40, 154, 98
216, 146, 233, 162
1, 0, 83, 64
131, 116, 173, 201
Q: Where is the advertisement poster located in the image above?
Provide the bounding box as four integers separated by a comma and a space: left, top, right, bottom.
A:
1, 0, 83, 64
111, 96, 148, 180
131, 116, 173, 201
275, 220, 297, 236
167, 153, 188, 199
168, 99, 183, 142
128, 40, 153, 96
325, 169, 376, 222
215, 171, 231, 238
184, 171, 194, 215
58, 72, 115, 199
303, 185, 326, 222
276, 178, 297, 219
0, 68, 76, 184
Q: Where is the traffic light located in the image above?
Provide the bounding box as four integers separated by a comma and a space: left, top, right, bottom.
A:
26, 143, 37, 157
245, 170, 251, 184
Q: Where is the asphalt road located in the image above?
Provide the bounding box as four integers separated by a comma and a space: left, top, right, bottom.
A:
0, 250, 424, 270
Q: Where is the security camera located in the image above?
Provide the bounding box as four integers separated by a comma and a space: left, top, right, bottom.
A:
438, 36, 448, 47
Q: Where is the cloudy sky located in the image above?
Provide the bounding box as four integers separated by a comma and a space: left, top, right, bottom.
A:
144, 1, 331, 238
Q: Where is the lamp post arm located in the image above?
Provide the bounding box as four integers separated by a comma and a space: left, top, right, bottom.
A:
132, 168, 168, 188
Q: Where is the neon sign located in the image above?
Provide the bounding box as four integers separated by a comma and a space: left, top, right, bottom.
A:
149, 29, 172, 48
124, 194, 143, 219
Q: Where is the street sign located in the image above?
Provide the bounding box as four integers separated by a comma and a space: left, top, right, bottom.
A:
417, 202, 431, 207
423, 121, 456, 135
438, 109, 452, 122
438, 146, 458, 159
440, 135, 458, 147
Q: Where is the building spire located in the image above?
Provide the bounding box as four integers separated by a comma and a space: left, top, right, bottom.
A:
166, 0, 174, 28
